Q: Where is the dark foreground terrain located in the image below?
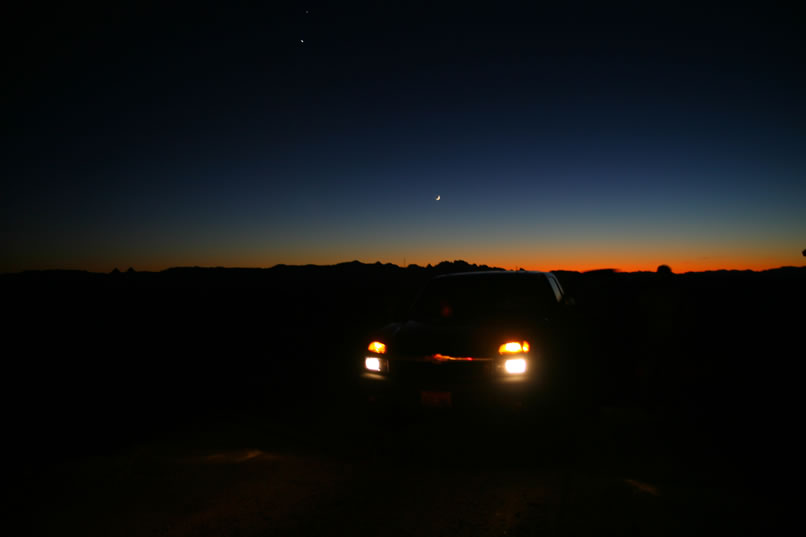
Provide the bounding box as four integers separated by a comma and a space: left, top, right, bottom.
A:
5, 261, 804, 536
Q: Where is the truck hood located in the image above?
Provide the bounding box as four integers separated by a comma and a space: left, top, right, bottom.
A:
379, 318, 548, 359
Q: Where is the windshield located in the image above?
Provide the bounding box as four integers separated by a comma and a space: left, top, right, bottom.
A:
409, 274, 558, 323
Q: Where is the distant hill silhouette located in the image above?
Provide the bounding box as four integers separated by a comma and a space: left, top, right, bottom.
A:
656, 264, 673, 275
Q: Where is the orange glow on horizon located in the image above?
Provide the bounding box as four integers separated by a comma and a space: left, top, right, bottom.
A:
501, 259, 802, 274
62, 258, 803, 275
11, 248, 802, 275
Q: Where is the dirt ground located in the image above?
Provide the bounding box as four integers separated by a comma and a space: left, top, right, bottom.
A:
14, 394, 777, 537
6, 266, 801, 536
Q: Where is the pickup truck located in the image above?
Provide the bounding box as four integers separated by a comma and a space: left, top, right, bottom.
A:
360, 270, 587, 413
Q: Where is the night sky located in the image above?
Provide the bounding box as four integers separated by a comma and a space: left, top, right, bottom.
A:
3, 1, 805, 273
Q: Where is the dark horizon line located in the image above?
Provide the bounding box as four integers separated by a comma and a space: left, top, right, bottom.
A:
3, 260, 806, 278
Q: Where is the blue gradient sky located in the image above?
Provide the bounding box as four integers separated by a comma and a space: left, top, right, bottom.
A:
3, 2, 804, 273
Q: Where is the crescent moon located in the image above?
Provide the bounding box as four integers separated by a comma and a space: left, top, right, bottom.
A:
435, 195, 440, 201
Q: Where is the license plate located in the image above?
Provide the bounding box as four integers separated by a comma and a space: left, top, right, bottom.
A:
420, 390, 452, 407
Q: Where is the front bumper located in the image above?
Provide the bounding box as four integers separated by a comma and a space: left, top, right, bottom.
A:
359, 364, 542, 411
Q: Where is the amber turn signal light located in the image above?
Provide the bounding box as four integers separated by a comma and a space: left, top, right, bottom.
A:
498, 341, 529, 354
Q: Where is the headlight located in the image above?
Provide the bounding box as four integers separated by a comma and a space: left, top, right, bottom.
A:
368, 341, 386, 354
365, 356, 388, 372
504, 358, 528, 374
498, 341, 530, 354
